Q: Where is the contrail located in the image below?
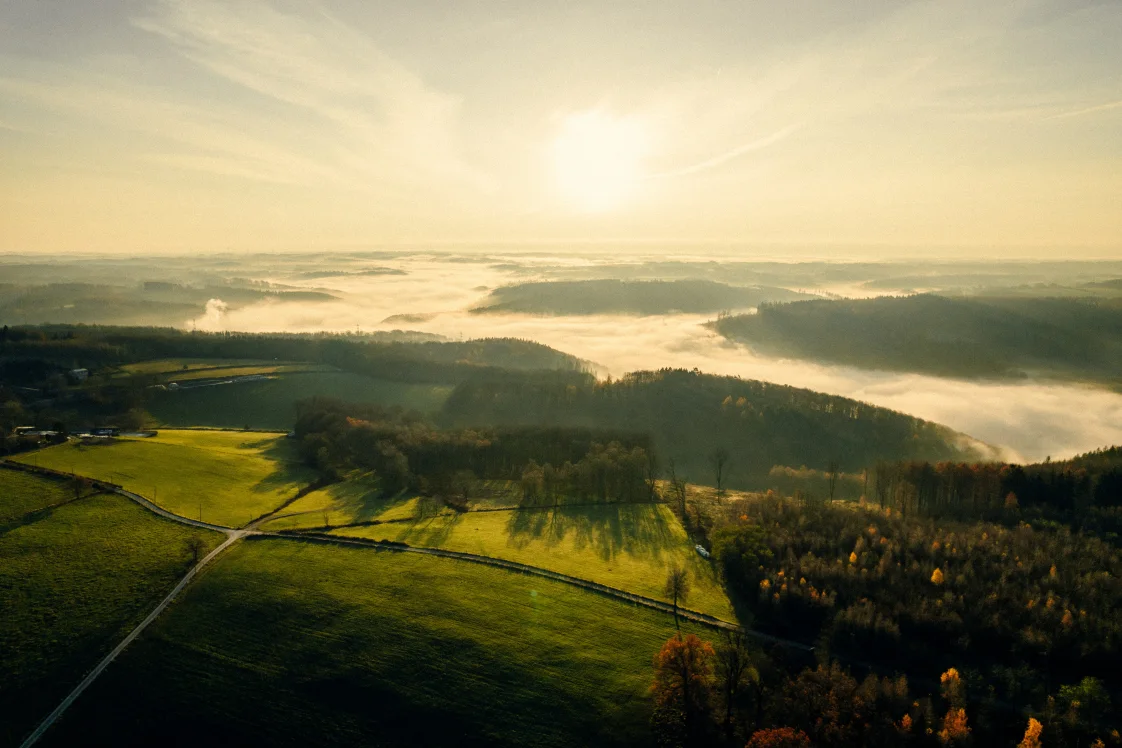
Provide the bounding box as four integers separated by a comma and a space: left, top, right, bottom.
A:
648, 123, 801, 179
1041, 99, 1122, 121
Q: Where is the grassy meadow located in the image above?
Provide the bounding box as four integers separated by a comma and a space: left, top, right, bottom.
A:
0, 488, 222, 747
13, 430, 314, 527
117, 358, 320, 377
330, 503, 734, 620
259, 475, 523, 532
0, 468, 73, 522
147, 371, 453, 428
40, 539, 700, 747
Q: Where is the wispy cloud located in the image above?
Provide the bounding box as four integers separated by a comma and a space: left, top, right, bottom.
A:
1, 0, 491, 197
1041, 98, 1122, 120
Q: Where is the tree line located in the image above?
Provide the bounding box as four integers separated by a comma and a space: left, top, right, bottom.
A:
293, 397, 654, 503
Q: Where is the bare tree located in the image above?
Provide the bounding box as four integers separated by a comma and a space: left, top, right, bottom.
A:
71, 475, 91, 501
710, 447, 730, 503
665, 565, 691, 631
826, 460, 840, 502
645, 450, 661, 503
185, 537, 206, 565
714, 630, 757, 738
667, 459, 688, 520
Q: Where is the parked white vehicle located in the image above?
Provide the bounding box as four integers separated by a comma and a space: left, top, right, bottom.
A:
695, 544, 710, 558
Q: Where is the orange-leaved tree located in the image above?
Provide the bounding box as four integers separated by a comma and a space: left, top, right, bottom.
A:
652, 633, 715, 737
1017, 717, 1043, 748
745, 726, 812, 748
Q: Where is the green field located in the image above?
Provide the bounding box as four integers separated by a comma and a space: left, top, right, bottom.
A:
258, 475, 418, 531
13, 430, 313, 527
330, 503, 734, 620
147, 371, 453, 428
0, 467, 73, 522
40, 539, 700, 747
259, 475, 523, 532
0, 489, 222, 747
118, 358, 308, 376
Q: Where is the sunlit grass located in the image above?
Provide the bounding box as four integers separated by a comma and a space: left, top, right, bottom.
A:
331, 503, 734, 620
40, 539, 700, 747
13, 430, 313, 527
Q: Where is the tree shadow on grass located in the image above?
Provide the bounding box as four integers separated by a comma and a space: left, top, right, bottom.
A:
504, 504, 680, 564
394, 511, 466, 547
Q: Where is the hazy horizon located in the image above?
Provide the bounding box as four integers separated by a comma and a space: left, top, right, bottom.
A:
3, 0, 1121, 254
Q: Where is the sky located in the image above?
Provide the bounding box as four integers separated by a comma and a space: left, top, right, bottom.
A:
2, 0, 1121, 254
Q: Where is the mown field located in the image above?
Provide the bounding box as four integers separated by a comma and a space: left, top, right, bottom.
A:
40, 539, 699, 748
147, 371, 453, 428
0, 484, 222, 747
329, 503, 734, 620
0, 467, 73, 522
13, 430, 313, 527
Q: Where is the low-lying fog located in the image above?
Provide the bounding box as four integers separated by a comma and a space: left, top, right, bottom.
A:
174, 253, 1122, 463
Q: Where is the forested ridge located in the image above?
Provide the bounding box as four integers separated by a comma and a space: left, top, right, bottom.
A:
711, 294, 1122, 383
472, 279, 812, 316
440, 368, 984, 487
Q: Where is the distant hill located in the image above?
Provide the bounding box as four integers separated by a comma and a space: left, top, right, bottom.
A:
0, 282, 337, 327
440, 367, 987, 489
711, 294, 1122, 384
471, 279, 813, 316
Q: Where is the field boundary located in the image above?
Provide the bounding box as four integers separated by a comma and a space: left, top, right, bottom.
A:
264, 531, 808, 647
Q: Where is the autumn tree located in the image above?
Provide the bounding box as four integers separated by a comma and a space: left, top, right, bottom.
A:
937, 668, 970, 745
772, 663, 866, 747
665, 566, 691, 631
1017, 718, 1043, 748
651, 634, 715, 741
745, 727, 811, 748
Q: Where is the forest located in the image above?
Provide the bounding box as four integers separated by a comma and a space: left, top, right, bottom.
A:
471, 279, 811, 315
439, 368, 984, 487
696, 495, 1121, 747
293, 397, 654, 502
711, 294, 1122, 385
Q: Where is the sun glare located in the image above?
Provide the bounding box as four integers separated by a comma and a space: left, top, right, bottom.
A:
550, 110, 649, 213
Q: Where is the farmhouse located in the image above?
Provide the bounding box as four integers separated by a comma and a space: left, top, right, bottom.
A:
67, 368, 89, 383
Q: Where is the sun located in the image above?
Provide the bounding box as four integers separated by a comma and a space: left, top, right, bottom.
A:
550, 110, 649, 213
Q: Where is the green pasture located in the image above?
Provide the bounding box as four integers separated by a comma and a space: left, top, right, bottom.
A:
0, 490, 221, 747
259, 476, 522, 532
13, 430, 313, 528
41, 539, 700, 747
331, 503, 734, 620
147, 371, 453, 429
0, 468, 73, 523
118, 358, 303, 376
